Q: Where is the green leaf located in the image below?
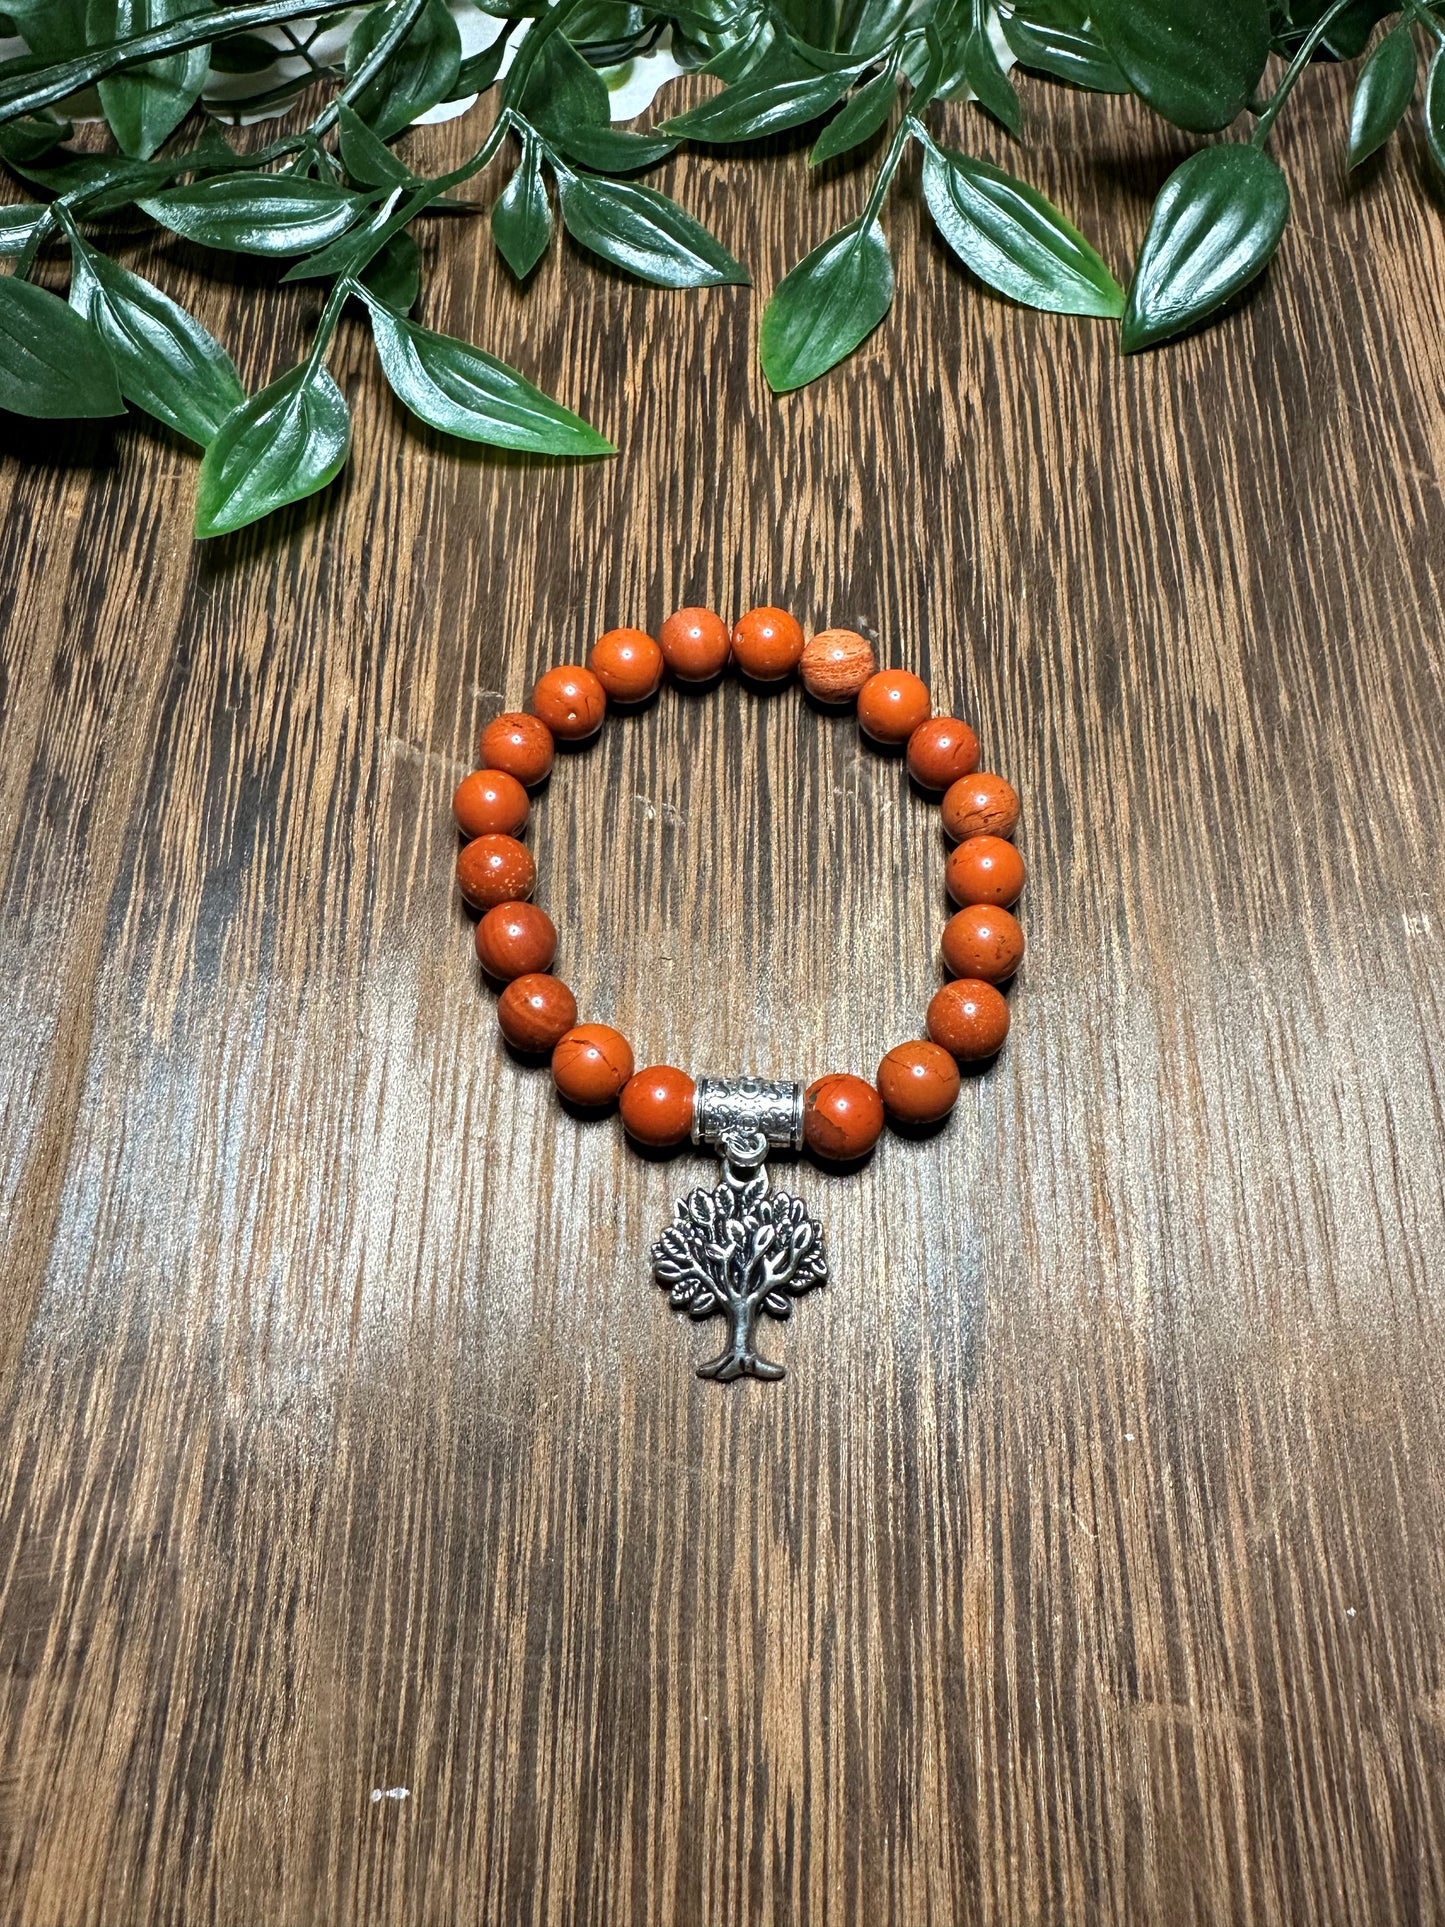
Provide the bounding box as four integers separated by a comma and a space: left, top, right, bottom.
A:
1121, 144, 1289, 351
1090, 0, 1271, 132
195, 362, 350, 537
5, 0, 87, 58
962, 27, 1021, 133
1347, 24, 1415, 167
809, 62, 896, 164
337, 99, 411, 187
207, 29, 283, 73
554, 171, 749, 287
362, 229, 420, 312
554, 123, 677, 172
139, 175, 366, 255
0, 114, 71, 164
0, 203, 46, 254
450, 32, 509, 97
346, 0, 462, 139
68, 243, 242, 441
920, 141, 1124, 317
1425, 43, 1445, 180
0, 273, 123, 418
660, 46, 855, 140
492, 130, 551, 279
759, 215, 892, 392
999, 11, 1128, 93
88, 0, 209, 159
359, 290, 613, 455
518, 30, 610, 137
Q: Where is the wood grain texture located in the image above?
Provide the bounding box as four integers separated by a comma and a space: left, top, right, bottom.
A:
2, 55, 1445, 1927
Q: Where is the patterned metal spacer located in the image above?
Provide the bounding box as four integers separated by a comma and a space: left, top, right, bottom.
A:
692, 1076, 805, 1172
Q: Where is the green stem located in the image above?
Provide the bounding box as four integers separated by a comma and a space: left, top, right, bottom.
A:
307, 0, 429, 138
0, 0, 388, 123
1251, 0, 1361, 146
1404, 0, 1445, 45
861, 110, 909, 223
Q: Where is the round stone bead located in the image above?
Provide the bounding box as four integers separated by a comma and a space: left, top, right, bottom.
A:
589, 628, 663, 704
452, 767, 529, 840
876, 1040, 961, 1125
475, 901, 557, 980
927, 979, 1011, 1061
946, 834, 1026, 908
857, 670, 931, 745
942, 770, 1020, 842
800, 628, 877, 704
659, 607, 731, 682
906, 716, 979, 791
620, 1065, 696, 1146
457, 833, 535, 910
479, 712, 554, 788
498, 973, 577, 1053
941, 904, 1024, 984
731, 606, 804, 681
552, 1023, 635, 1106
532, 665, 606, 740
803, 1074, 884, 1161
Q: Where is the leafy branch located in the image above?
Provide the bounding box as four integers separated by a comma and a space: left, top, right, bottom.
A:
0, 0, 1442, 537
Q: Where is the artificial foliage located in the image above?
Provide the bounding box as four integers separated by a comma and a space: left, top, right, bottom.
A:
0, 0, 1434, 534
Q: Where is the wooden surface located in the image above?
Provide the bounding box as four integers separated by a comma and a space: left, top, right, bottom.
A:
2, 56, 1444, 1927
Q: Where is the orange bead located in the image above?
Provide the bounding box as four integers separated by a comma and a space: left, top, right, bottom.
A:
906, 715, 979, 791
941, 904, 1024, 984
457, 833, 535, 910
589, 628, 663, 704
942, 770, 1020, 842
857, 669, 931, 745
731, 606, 804, 681
479, 711, 554, 788
800, 628, 877, 704
532, 665, 606, 741
452, 767, 529, 839
498, 973, 577, 1053
876, 1041, 961, 1126
620, 1065, 696, 1146
659, 607, 731, 682
946, 834, 1026, 908
927, 979, 1011, 1061
803, 1074, 884, 1161
552, 1023, 634, 1106
475, 901, 557, 980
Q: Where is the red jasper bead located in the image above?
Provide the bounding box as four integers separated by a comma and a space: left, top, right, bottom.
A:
941, 904, 1024, 983
732, 606, 804, 681
589, 628, 663, 704
800, 628, 877, 704
942, 770, 1020, 842
876, 1041, 961, 1125
857, 670, 931, 745
927, 979, 1011, 1061
475, 901, 557, 980
532, 665, 606, 741
479, 712, 554, 788
946, 834, 1026, 908
452, 768, 529, 839
659, 608, 731, 683
457, 833, 535, 910
803, 1074, 884, 1160
552, 1024, 635, 1106
906, 716, 979, 791
620, 1065, 696, 1146
498, 973, 577, 1053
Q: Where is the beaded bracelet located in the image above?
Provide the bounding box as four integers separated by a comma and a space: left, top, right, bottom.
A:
452, 607, 1025, 1384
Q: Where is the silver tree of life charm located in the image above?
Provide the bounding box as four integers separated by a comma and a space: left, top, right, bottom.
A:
650, 1077, 827, 1382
